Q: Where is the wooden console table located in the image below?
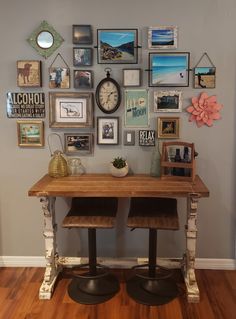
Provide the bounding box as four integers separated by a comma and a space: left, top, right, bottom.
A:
28, 174, 209, 302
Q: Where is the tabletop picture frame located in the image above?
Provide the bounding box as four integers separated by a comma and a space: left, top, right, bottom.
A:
17, 60, 42, 87
123, 68, 141, 87
72, 25, 92, 44
64, 133, 93, 155
157, 117, 180, 139
49, 92, 94, 128
148, 26, 178, 49
154, 90, 182, 112
73, 48, 93, 66
97, 117, 119, 145
149, 52, 190, 87
17, 120, 44, 147
97, 29, 138, 64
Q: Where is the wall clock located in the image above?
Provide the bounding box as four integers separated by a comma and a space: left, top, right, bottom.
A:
95, 68, 121, 114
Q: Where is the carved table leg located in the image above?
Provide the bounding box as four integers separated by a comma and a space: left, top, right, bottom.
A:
39, 196, 62, 299
182, 193, 200, 303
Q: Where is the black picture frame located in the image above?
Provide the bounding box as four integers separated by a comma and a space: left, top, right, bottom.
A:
97, 29, 138, 64
72, 25, 93, 44
139, 130, 156, 146
73, 48, 93, 66
74, 70, 93, 89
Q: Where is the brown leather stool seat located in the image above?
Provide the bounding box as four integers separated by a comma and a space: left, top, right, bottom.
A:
62, 197, 119, 304
126, 197, 179, 306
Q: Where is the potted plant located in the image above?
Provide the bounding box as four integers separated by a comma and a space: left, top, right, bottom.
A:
110, 156, 129, 177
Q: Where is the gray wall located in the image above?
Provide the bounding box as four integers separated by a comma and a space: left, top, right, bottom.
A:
0, 0, 235, 260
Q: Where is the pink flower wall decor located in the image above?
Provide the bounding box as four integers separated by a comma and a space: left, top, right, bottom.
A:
186, 92, 223, 127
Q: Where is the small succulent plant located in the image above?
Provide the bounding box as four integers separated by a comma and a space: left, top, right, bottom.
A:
111, 157, 127, 169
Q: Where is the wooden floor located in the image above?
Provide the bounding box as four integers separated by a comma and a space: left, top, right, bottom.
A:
0, 267, 235, 319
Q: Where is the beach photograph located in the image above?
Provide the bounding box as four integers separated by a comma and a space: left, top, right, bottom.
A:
194, 67, 216, 88
148, 26, 177, 49
98, 29, 137, 63
149, 53, 189, 87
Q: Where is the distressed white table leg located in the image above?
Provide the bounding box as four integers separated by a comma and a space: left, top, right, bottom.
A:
182, 193, 200, 303
39, 196, 62, 299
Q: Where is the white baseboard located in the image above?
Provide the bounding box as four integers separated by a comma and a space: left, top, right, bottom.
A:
0, 256, 235, 270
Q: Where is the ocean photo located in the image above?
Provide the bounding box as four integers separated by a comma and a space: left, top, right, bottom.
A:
150, 54, 189, 86
151, 29, 174, 46
98, 30, 137, 63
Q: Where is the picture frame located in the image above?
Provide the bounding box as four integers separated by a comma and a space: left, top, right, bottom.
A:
124, 89, 149, 127
17, 120, 44, 147
72, 25, 92, 44
123, 130, 135, 146
97, 117, 119, 145
149, 52, 190, 87
139, 130, 156, 146
73, 48, 93, 66
49, 92, 94, 128
64, 133, 93, 155
123, 68, 141, 87
157, 117, 180, 139
97, 29, 138, 64
193, 67, 216, 89
154, 90, 182, 112
74, 70, 93, 89
49, 67, 70, 89
148, 26, 178, 49
17, 60, 42, 87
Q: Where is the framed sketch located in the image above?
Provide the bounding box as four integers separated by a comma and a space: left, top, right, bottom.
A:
139, 130, 155, 146
17, 60, 42, 87
193, 67, 216, 89
49, 92, 94, 128
97, 29, 138, 64
74, 70, 93, 89
97, 117, 119, 145
123, 130, 135, 146
49, 67, 70, 89
125, 89, 149, 127
64, 133, 93, 155
149, 52, 190, 87
123, 68, 141, 87
157, 117, 180, 139
154, 90, 182, 112
72, 25, 92, 44
17, 120, 44, 147
148, 26, 177, 49
73, 48, 93, 66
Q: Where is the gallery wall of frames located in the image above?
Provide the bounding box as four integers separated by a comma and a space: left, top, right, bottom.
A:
7, 21, 217, 156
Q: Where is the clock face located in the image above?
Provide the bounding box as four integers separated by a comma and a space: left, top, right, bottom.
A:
96, 78, 121, 114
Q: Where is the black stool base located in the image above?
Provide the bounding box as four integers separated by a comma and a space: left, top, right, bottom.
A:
68, 273, 120, 305
126, 276, 178, 306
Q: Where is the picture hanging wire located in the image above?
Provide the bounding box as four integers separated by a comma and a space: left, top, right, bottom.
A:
49, 53, 70, 68
194, 52, 215, 68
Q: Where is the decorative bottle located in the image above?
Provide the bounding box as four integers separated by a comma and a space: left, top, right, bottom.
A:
173, 148, 184, 176
183, 146, 190, 176
150, 141, 161, 177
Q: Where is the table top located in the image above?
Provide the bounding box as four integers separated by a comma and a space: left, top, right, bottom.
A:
28, 174, 209, 198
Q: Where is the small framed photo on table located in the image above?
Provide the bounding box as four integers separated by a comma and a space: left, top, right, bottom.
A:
123, 69, 141, 87
17, 120, 44, 147
157, 117, 180, 139
73, 48, 93, 66
64, 133, 93, 155
97, 117, 119, 145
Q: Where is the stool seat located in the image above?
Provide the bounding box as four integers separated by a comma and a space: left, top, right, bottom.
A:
62, 197, 119, 305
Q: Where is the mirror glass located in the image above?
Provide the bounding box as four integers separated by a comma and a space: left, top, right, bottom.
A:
37, 31, 54, 49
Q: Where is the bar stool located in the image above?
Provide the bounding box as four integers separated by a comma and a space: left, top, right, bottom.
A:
126, 197, 179, 306
62, 197, 120, 304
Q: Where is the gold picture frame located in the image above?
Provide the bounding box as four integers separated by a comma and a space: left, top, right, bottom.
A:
49, 92, 94, 128
17, 120, 44, 147
157, 117, 180, 139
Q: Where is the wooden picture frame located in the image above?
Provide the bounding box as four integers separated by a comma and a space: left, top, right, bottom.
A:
123, 130, 135, 146
97, 29, 138, 64
97, 117, 119, 145
74, 70, 93, 89
72, 25, 92, 44
49, 92, 94, 128
157, 117, 180, 139
139, 130, 155, 146
49, 67, 70, 89
154, 90, 182, 112
148, 26, 178, 49
123, 68, 141, 87
17, 120, 44, 147
149, 52, 190, 87
64, 133, 93, 155
73, 48, 93, 66
17, 60, 42, 87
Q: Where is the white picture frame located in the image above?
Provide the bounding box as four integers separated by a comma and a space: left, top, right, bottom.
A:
154, 90, 182, 112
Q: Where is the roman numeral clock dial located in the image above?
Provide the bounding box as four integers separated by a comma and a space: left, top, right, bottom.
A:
95, 68, 121, 114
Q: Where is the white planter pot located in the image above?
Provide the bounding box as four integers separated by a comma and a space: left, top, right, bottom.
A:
110, 163, 129, 177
